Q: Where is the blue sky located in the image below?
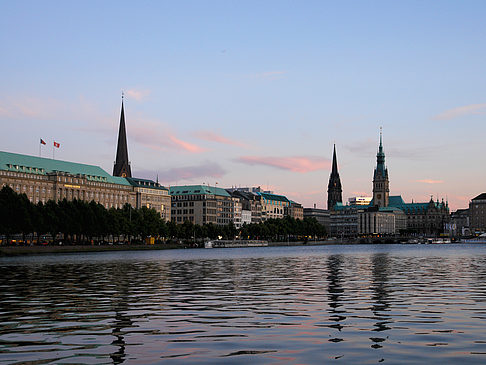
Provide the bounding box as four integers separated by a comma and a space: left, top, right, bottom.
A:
1, 1, 485, 210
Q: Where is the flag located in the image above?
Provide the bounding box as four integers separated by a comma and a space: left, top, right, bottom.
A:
54, 141, 60, 148
40, 139, 46, 145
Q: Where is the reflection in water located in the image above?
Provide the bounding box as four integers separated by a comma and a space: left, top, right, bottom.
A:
327, 255, 346, 333
370, 253, 392, 349
1, 245, 486, 364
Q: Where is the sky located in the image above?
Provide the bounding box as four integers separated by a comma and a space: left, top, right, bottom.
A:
1, 1, 485, 210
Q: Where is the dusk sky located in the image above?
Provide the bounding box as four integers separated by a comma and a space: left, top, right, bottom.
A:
1, 1, 485, 210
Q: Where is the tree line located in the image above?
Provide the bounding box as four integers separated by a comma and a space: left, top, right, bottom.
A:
0, 186, 326, 245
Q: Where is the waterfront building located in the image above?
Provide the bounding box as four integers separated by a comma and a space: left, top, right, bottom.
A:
126, 177, 171, 221
372, 130, 389, 207
449, 208, 470, 237
288, 201, 304, 220
232, 197, 243, 228
258, 192, 290, 221
303, 207, 330, 232
388, 196, 449, 235
226, 189, 263, 223
327, 144, 342, 210
470, 193, 486, 233
241, 209, 252, 226
358, 206, 406, 235
330, 205, 359, 237
0, 151, 135, 208
113, 98, 132, 178
169, 185, 234, 225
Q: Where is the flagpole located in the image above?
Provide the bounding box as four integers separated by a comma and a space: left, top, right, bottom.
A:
39, 141, 41, 157
52, 141, 54, 159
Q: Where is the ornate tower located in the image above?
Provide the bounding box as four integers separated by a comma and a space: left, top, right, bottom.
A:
113, 96, 132, 178
372, 129, 389, 207
327, 144, 342, 210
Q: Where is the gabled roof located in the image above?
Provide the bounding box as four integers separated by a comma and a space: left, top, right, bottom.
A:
170, 185, 230, 197
0, 151, 131, 186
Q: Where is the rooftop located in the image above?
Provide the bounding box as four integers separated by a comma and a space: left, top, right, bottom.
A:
169, 185, 231, 197
126, 177, 168, 191
0, 151, 130, 186
472, 193, 486, 201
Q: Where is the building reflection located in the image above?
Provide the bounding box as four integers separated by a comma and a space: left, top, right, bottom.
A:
326, 255, 346, 332
370, 253, 392, 349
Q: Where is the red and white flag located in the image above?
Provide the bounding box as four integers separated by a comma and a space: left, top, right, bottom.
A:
40, 138, 46, 145
53, 141, 60, 148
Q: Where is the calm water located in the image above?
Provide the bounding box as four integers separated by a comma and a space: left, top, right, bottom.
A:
1, 244, 486, 364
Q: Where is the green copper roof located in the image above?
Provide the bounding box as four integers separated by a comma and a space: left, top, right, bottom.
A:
170, 185, 230, 197
257, 192, 290, 203
0, 150, 131, 186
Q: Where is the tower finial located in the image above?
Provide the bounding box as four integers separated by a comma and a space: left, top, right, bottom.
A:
122, 90, 124, 100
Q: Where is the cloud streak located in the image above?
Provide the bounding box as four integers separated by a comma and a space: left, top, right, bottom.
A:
416, 179, 444, 184
236, 156, 331, 173
194, 130, 247, 148
125, 89, 151, 101
433, 103, 486, 120
128, 120, 207, 154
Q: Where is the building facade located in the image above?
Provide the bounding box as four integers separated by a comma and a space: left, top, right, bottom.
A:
0, 151, 136, 208
288, 201, 304, 220
303, 207, 330, 233
470, 193, 486, 233
226, 189, 263, 223
126, 177, 171, 221
258, 192, 290, 221
169, 185, 234, 225
358, 206, 406, 235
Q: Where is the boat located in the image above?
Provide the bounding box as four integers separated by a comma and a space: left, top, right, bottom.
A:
426, 237, 451, 244
204, 240, 268, 248
461, 233, 486, 244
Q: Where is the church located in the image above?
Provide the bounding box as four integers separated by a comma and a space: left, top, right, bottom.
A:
328, 131, 449, 237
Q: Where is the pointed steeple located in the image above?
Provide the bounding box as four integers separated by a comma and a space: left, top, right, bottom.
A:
327, 144, 342, 211
113, 94, 132, 177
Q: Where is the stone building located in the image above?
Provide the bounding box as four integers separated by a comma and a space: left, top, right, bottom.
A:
303, 207, 330, 233
0, 151, 135, 208
126, 177, 171, 221
358, 206, 406, 235
169, 185, 234, 225
226, 189, 263, 223
258, 192, 290, 221
470, 193, 486, 233
288, 201, 304, 220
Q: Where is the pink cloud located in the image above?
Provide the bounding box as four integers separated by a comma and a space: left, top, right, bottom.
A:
169, 135, 207, 153
127, 118, 207, 153
125, 89, 150, 101
236, 156, 331, 173
416, 179, 444, 184
433, 103, 486, 120
194, 130, 247, 148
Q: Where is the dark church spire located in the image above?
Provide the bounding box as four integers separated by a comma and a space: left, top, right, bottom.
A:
327, 144, 342, 210
113, 94, 132, 177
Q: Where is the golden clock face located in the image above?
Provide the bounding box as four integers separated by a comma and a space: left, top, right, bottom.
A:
377, 194, 382, 199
